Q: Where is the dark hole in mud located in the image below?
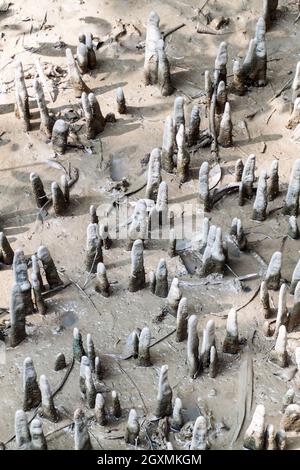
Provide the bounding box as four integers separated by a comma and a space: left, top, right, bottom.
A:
60, 311, 77, 327
109, 152, 129, 181
79, 17, 112, 35
11, 143, 19, 151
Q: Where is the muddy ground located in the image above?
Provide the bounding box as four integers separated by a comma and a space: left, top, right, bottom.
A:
0, 0, 300, 450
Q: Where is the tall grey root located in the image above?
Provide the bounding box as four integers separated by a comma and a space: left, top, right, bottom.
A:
89, 205, 98, 224
241, 154, 256, 199
201, 226, 226, 276
167, 277, 182, 313
156, 181, 168, 218
125, 409, 140, 445
31, 254, 44, 292
74, 408, 92, 450
216, 80, 227, 115
265, 424, 277, 450
100, 223, 112, 250
265, 251, 282, 290
283, 159, 300, 216
270, 325, 288, 368
138, 326, 152, 366
276, 430, 286, 450
10, 283, 26, 347
30, 173, 49, 209
168, 228, 177, 258
124, 330, 140, 358
268, 160, 279, 201
0, 232, 14, 265
60, 174, 69, 205
73, 327, 86, 362
233, 59, 245, 95
128, 240, 145, 292
209, 345, 218, 378
157, 39, 173, 96
82, 92, 105, 139
223, 308, 239, 354
149, 270, 156, 293
254, 17, 267, 86
176, 297, 188, 342
252, 170, 268, 221
85, 367, 96, 408
187, 105, 200, 147
288, 281, 300, 331
235, 159, 244, 182
176, 124, 190, 183
13, 249, 33, 316
155, 365, 172, 418
144, 11, 161, 85
243, 405, 265, 450
111, 391, 121, 418
95, 393, 106, 424
128, 199, 148, 250
154, 258, 168, 298
218, 102, 232, 147
15, 61, 30, 131
215, 42, 228, 85
23, 357, 41, 411
30, 418, 47, 450
89, 93, 105, 133
170, 397, 183, 431
199, 161, 210, 212
274, 283, 288, 338
33, 78, 53, 138
51, 119, 69, 154
201, 319, 215, 367
190, 416, 209, 450
199, 217, 209, 253
116, 87, 127, 114
230, 218, 247, 251
205, 70, 213, 107
187, 315, 199, 378
52, 182, 67, 215
37, 246, 63, 288
95, 262, 110, 297
33, 272, 47, 311
241, 18, 267, 87
288, 216, 299, 239
145, 148, 162, 200
260, 281, 271, 319
85, 33, 97, 69
85, 223, 103, 273
79, 355, 90, 396
66, 48, 90, 98
39, 374, 59, 422
15, 410, 31, 450
173, 96, 185, 134
162, 116, 175, 173
77, 42, 88, 73
87, 333, 96, 372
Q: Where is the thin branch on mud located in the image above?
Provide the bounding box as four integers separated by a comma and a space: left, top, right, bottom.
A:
112, 358, 148, 414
